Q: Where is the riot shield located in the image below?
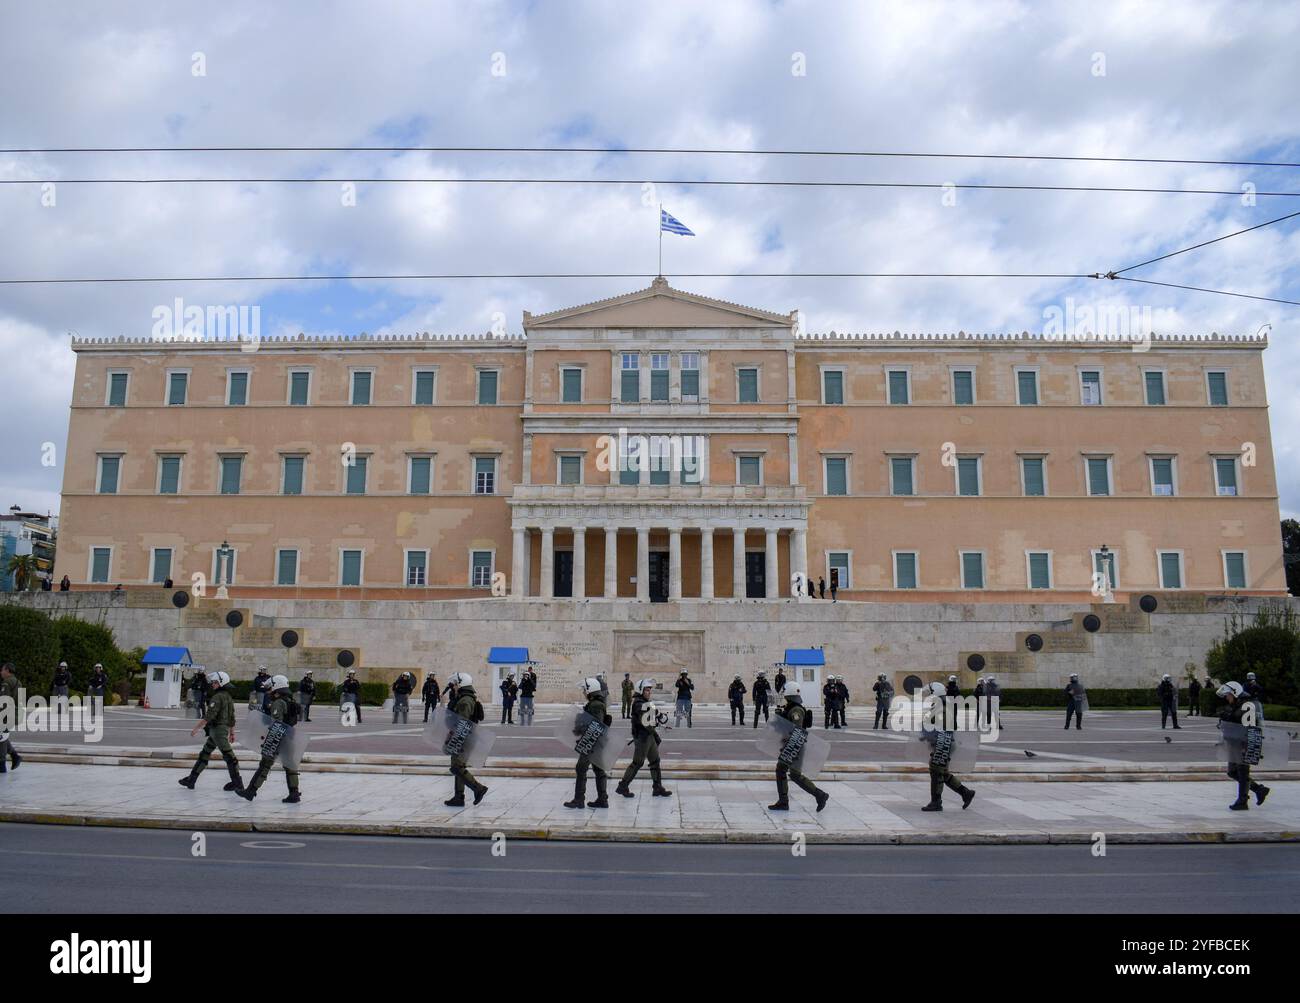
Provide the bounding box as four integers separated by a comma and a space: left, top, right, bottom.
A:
755, 713, 831, 779
1215, 722, 1291, 768
243, 709, 310, 770
551, 705, 622, 773
423, 707, 495, 767
912, 727, 979, 773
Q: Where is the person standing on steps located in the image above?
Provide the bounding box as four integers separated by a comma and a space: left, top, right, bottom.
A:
177, 670, 242, 794
817, 577, 826, 599
873, 673, 894, 730
239, 675, 302, 804
1157, 673, 1181, 730
1064, 674, 1086, 730
751, 671, 771, 728
564, 678, 612, 810
621, 673, 634, 720
728, 675, 747, 726
674, 670, 694, 728
767, 682, 829, 813
517, 668, 536, 726
443, 672, 489, 807
422, 671, 440, 722
1217, 681, 1271, 812
920, 681, 976, 813
297, 670, 315, 722
616, 678, 673, 800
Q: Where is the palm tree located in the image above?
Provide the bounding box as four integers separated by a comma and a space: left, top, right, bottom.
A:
5, 553, 38, 591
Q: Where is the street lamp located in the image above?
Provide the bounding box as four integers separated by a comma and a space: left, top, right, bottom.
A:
1098, 544, 1115, 604
215, 540, 232, 599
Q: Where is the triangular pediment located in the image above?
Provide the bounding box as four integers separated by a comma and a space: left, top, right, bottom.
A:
524, 278, 794, 330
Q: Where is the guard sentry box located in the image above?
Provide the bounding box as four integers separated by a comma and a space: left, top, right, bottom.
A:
423, 707, 495, 767
915, 728, 979, 773
1216, 721, 1291, 768
755, 714, 831, 779
552, 705, 624, 773
243, 709, 309, 770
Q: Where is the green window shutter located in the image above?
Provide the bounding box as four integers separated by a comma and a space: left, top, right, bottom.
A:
952, 370, 973, 405
561, 369, 582, 403
560, 455, 582, 485
738, 457, 761, 485
168, 372, 188, 405
680, 369, 699, 397
409, 456, 431, 494
895, 553, 917, 589
151, 549, 172, 584
282, 456, 304, 495
1087, 458, 1110, 496
891, 457, 913, 496
887, 371, 909, 405
352, 372, 372, 405
477, 371, 498, 405
406, 551, 427, 586
823, 371, 843, 404
99, 456, 119, 494
649, 448, 670, 485
471, 551, 492, 587
228, 372, 248, 405
277, 550, 297, 585
91, 548, 111, 583
290, 372, 309, 405
414, 371, 435, 405
1216, 458, 1238, 494
621, 369, 640, 403
1160, 552, 1182, 588
346, 457, 367, 495
220, 457, 242, 494
1017, 371, 1038, 405
1207, 372, 1228, 406
1145, 372, 1166, 405
1224, 553, 1246, 588
108, 373, 128, 407
958, 457, 980, 496
650, 369, 669, 401
159, 456, 180, 494
962, 552, 984, 589
1028, 553, 1050, 589
826, 458, 847, 496
341, 551, 362, 586
1022, 458, 1044, 496
1152, 458, 1174, 494
738, 369, 758, 403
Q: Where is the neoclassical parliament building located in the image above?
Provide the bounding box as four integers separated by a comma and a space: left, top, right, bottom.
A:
56, 279, 1286, 605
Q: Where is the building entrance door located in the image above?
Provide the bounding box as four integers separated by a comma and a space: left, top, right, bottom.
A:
745, 551, 766, 598
553, 551, 573, 598
648, 551, 670, 602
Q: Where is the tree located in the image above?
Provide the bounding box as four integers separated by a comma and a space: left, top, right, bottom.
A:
0, 603, 61, 693
1282, 519, 1300, 596
5, 553, 38, 592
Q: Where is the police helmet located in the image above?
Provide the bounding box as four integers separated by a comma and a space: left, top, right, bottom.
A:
1070, 673, 1079, 680
1217, 681, 1244, 699
928, 681, 947, 697
270, 674, 289, 692
636, 678, 656, 692
948, 675, 957, 682
783, 682, 802, 700
1162, 674, 1171, 681
210, 671, 230, 688
448, 672, 473, 688
1246, 672, 1257, 681
582, 677, 603, 696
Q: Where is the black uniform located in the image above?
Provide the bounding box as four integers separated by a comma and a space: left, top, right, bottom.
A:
297, 674, 315, 721
774, 671, 786, 694
1065, 680, 1085, 730
769, 697, 828, 811
421, 675, 440, 721
392, 673, 414, 724
1220, 698, 1271, 810
340, 675, 362, 722
728, 679, 746, 725
834, 680, 850, 728
973, 682, 985, 726
751, 676, 771, 727
873, 678, 894, 729
1187, 678, 1201, 717
1244, 679, 1266, 702
499, 677, 518, 724
674, 675, 694, 728
252, 671, 273, 712
1157, 678, 1180, 729
87, 668, 109, 720
823, 682, 838, 728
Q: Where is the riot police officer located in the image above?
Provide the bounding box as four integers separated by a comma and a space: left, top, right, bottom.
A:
973, 677, 986, 727
1244, 672, 1265, 702
674, 670, 694, 728
517, 668, 536, 726
985, 674, 1003, 730
1187, 676, 1202, 717
297, 670, 315, 722
823, 676, 839, 728
774, 668, 787, 695
52, 661, 71, 699
751, 671, 771, 728
768, 683, 829, 812
1217, 681, 1271, 811
251, 665, 273, 711
421, 671, 440, 721
392, 671, 414, 724
564, 678, 611, 810
87, 662, 108, 721
239, 675, 302, 803
178, 670, 243, 793
945, 675, 960, 699
921, 681, 975, 812
616, 678, 672, 799
1157, 673, 1181, 729
834, 678, 850, 728
340, 669, 363, 722
443, 671, 489, 807
1065, 673, 1085, 730
872, 673, 894, 730
728, 675, 747, 726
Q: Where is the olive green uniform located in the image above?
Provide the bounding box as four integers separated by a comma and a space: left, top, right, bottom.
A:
618, 694, 668, 793
245, 693, 300, 797
184, 687, 243, 789
570, 694, 610, 806
924, 696, 974, 810
1, 673, 21, 768
448, 687, 488, 802
772, 698, 827, 808
620, 677, 634, 719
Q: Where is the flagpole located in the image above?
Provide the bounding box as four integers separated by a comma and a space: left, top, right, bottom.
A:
658, 203, 663, 278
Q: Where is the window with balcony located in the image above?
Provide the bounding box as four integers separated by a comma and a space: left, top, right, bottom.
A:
559, 454, 583, 485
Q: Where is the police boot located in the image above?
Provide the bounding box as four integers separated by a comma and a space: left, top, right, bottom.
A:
472, 782, 489, 805
922, 776, 944, 812
564, 775, 586, 809
615, 781, 635, 798
1253, 783, 1271, 806
769, 773, 790, 810
650, 766, 672, 797
589, 775, 609, 809
239, 778, 262, 801
959, 785, 976, 810
177, 769, 198, 789
282, 790, 301, 804
445, 769, 466, 806
1229, 775, 1251, 810
223, 758, 245, 793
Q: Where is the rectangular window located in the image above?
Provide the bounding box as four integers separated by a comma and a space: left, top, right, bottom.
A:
650, 354, 669, 401
1086, 457, 1111, 496
97, 455, 120, 494
680, 436, 701, 485
890, 456, 914, 496
1207, 371, 1229, 407
619, 438, 641, 486
282, 455, 305, 495
220, 456, 243, 495
561, 368, 582, 403
1016, 370, 1039, 406
108, 372, 129, 407
1150, 457, 1175, 496
824, 457, 848, 496
649, 440, 671, 485
471, 550, 493, 588
474, 456, 496, 495
1223, 551, 1246, 589
894, 552, 918, 589
408, 456, 432, 495
227, 371, 248, 406
738, 455, 762, 486
340, 549, 363, 586
345, 456, 368, 495
413, 370, 436, 406
477, 370, 499, 405
952, 369, 974, 406
957, 456, 980, 496
559, 454, 582, 485
1022, 457, 1045, 496
1080, 370, 1102, 405
406, 550, 427, 587
887, 369, 910, 405
680, 353, 700, 399
276, 549, 298, 586
737, 368, 759, 403
620, 353, 640, 403
90, 547, 111, 584
1159, 551, 1183, 589
1093, 551, 1118, 590
961, 552, 985, 589
151, 548, 172, 584
351, 370, 372, 406
828, 552, 851, 590
823, 370, 844, 405
167, 371, 188, 405
1215, 457, 1238, 496
1144, 371, 1166, 405
1027, 551, 1052, 589
289, 370, 310, 406
158, 455, 182, 495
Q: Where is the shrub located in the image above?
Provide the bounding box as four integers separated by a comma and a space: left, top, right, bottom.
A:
0, 603, 61, 694
1205, 624, 1300, 709
53, 617, 132, 693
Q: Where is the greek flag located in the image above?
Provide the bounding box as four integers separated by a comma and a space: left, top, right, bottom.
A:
660, 209, 695, 236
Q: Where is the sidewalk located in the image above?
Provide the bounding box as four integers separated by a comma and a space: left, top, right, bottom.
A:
1, 762, 1296, 845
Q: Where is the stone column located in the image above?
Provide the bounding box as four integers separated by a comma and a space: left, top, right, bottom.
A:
511, 527, 528, 598
732, 527, 746, 598
792, 526, 808, 600
700, 528, 714, 599
604, 527, 618, 598
765, 528, 779, 599
572, 527, 586, 599
669, 526, 682, 601
540, 527, 554, 600
636, 527, 650, 601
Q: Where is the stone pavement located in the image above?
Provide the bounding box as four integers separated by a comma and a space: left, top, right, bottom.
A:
1, 761, 1296, 845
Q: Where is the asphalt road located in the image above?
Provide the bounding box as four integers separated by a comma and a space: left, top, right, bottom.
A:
3, 823, 1297, 913
17, 704, 1278, 766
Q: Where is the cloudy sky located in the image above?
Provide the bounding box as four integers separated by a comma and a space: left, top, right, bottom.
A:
2, 0, 1297, 520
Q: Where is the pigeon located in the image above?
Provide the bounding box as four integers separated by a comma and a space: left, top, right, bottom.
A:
1164, 736, 1172, 743
1024, 750, 1037, 758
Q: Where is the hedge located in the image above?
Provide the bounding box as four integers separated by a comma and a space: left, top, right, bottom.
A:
0, 604, 61, 694
52, 617, 137, 696
214, 679, 386, 705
